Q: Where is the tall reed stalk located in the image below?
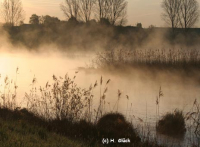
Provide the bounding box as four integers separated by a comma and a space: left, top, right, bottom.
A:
95, 77, 110, 123
156, 86, 163, 126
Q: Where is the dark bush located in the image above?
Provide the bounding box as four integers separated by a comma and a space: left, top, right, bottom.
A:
97, 113, 141, 146
156, 110, 186, 136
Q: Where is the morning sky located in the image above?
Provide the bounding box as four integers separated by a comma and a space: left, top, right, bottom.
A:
20, 0, 200, 28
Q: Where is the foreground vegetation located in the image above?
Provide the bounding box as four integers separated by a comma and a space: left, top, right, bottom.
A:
0, 107, 168, 147
156, 110, 186, 136
0, 69, 199, 146
0, 71, 166, 146
0, 108, 85, 147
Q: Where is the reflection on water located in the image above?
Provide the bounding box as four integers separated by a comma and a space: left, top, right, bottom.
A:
0, 51, 200, 146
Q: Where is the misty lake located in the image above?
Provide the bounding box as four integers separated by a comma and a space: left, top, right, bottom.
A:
0, 50, 199, 146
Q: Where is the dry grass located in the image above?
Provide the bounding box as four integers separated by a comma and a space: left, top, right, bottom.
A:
92, 48, 200, 69
25, 72, 92, 121
186, 99, 200, 138
0, 67, 19, 110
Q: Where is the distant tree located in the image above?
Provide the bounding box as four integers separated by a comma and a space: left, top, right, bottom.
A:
96, 0, 127, 25
79, 0, 96, 22
148, 25, 155, 31
136, 23, 142, 28
179, 0, 199, 29
96, 0, 111, 21
29, 14, 39, 25
109, 0, 128, 25
99, 18, 110, 25
149, 25, 155, 28
161, 0, 182, 31
43, 15, 60, 26
60, 0, 80, 20
1, 0, 25, 26
68, 16, 79, 24
39, 16, 45, 24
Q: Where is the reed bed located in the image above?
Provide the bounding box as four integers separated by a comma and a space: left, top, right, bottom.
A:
92, 48, 200, 69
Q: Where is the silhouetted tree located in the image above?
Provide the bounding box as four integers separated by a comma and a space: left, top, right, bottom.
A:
96, 0, 127, 25
29, 14, 39, 25
60, 0, 80, 20
108, 0, 127, 25
79, 0, 96, 22
39, 16, 45, 24
179, 0, 199, 29
96, 0, 111, 21
149, 25, 155, 29
137, 23, 142, 28
68, 16, 79, 25
1, 0, 25, 26
99, 18, 110, 25
161, 0, 182, 31
43, 15, 60, 27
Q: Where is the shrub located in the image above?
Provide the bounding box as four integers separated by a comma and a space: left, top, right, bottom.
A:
156, 110, 186, 136
97, 113, 141, 145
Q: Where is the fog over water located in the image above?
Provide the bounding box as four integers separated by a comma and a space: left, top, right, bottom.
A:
0, 49, 199, 120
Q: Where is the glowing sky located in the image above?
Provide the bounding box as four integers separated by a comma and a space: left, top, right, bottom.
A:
20, 0, 200, 28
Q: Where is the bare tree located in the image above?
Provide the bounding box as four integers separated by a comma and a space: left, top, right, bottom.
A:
179, 0, 199, 29
79, 0, 96, 22
96, 0, 111, 20
1, 0, 25, 26
95, 0, 127, 25
60, 0, 80, 20
161, 0, 182, 30
109, 0, 127, 25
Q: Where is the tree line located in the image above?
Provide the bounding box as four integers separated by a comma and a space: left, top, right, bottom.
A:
162, 0, 199, 31
0, 0, 200, 30
0, 0, 128, 27
60, 0, 127, 25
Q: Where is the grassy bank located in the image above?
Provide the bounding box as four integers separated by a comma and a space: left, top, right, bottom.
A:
0, 108, 166, 147
0, 109, 86, 147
